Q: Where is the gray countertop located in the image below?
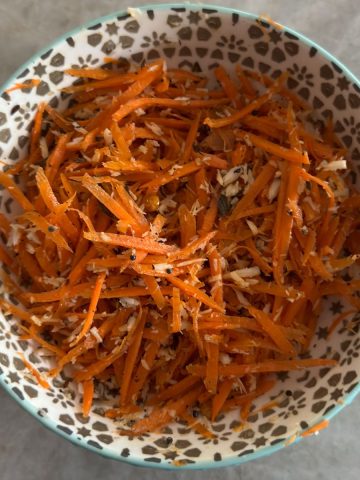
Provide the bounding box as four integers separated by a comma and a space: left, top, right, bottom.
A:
0, 1, 359, 479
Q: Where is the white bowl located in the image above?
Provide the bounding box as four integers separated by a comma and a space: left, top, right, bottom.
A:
0, 3, 359, 470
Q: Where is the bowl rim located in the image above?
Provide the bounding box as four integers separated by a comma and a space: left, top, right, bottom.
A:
0, 2, 359, 470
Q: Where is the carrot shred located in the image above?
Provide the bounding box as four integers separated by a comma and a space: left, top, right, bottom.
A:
18, 352, 50, 389
82, 379, 94, 417
70, 272, 106, 346
171, 287, 182, 333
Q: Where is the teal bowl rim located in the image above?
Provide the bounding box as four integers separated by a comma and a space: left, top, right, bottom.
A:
0, 2, 359, 470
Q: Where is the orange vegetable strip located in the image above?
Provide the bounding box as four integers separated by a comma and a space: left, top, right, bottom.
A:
75, 311, 143, 383
168, 231, 216, 261
228, 163, 276, 221
235, 65, 257, 99
5, 79, 41, 93
209, 247, 224, 306
142, 161, 203, 192
223, 378, 276, 411
45, 133, 71, 184
243, 238, 272, 274
211, 378, 234, 421
82, 379, 94, 417
143, 275, 166, 310
120, 309, 146, 405
65, 67, 119, 80
166, 275, 224, 313
247, 306, 296, 356
70, 272, 106, 346
180, 410, 215, 439
114, 183, 148, 232
88, 60, 165, 129
274, 168, 302, 284
199, 198, 218, 235
331, 216, 354, 257
84, 231, 176, 255
20, 325, 65, 357
0, 299, 36, 323
113, 97, 229, 122
236, 130, 309, 164
171, 287, 182, 333
0, 172, 34, 211
189, 358, 337, 377
308, 254, 333, 281
214, 66, 241, 106
20, 211, 72, 252
127, 341, 160, 403
234, 204, 276, 219
18, 352, 50, 389
0, 244, 17, 272
0, 212, 11, 235
81, 174, 143, 233
111, 121, 132, 159
327, 309, 356, 338
150, 376, 200, 405
130, 385, 203, 435
204, 335, 220, 394
178, 204, 196, 247
299, 169, 335, 236
302, 229, 317, 265
301, 420, 329, 438
30, 103, 45, 154
204, 72, 286, 128
35, 168, 78, 243
181, 111, 201, 164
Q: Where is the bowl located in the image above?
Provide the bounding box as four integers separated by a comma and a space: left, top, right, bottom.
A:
0, 2, 359, 470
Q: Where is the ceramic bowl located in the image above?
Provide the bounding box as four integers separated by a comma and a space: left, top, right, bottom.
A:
0, 3, 359, 470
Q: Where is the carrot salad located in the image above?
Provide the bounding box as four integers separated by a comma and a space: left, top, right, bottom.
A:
0, 59, 359, 435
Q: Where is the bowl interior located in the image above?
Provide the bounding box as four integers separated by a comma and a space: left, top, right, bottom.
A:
0, 4, 359, 469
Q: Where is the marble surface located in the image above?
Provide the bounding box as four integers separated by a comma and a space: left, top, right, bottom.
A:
0, 1, 359, 479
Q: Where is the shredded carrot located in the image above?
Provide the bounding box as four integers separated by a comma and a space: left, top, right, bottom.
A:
82, 379, 94, 417
1, 60, 356, 436
18, 352, 50, 389
5, 78, 41, 93
70, 272, 106, 346
301, 419, 329, 437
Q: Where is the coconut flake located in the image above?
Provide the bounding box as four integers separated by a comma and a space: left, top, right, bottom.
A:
317, 159, 347, 171
25, 243, 35, 254
222, 166, 244, 187
42, 276, 65, 288
103, 128, 113, 146
119, 297, 140, 309
267, 177, 281, 202
135, 108, 146, 116
158, 196, 177, 215
90, 326, 103, 343
127, 7, 143, 19
190, 199, 204, 216
231, 267, 260, 278
145, 122, 163, 136
153, 263, 173, 272
246, 219, 259, 235
39, 137, 49, 159
7, 224, 25, 247
220, 353, 232, 365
